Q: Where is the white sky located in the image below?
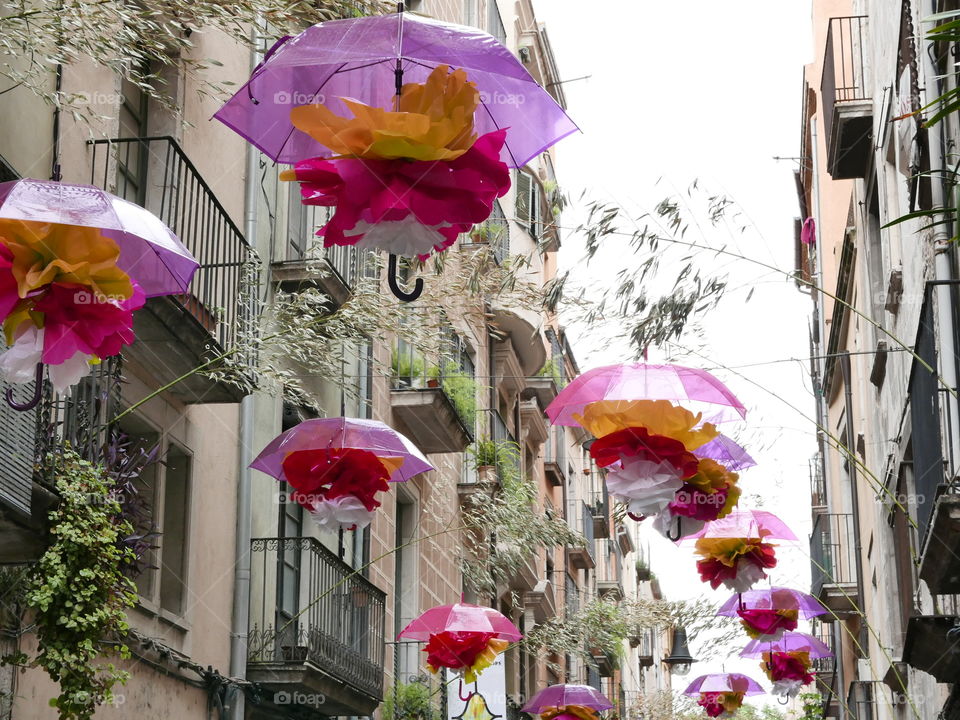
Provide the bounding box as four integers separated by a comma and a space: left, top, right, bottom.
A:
535, 0, 817, 709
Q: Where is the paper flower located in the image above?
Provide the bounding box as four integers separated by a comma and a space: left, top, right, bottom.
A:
762, 651, 813, 697
739, 607, 800, 641
694, 538, 778, 592
423, 631, 509, 683
668, 458, 741, 521
589, 427, 700, 477
605, 458, 685, 519
290, 65, 479, 161
0, 219, 133, 301
697, 692, 745, 718
281, 447, 391, 529
539, 707, 600, 720
282, 128, 510, 258
574, 399, 719, 450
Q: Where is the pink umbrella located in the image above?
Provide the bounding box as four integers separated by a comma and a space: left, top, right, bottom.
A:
0, 179, 197, 296
685, 510, 798, 542
740, 631, 833, 659
250, 417, 433, 483
695, 434, 756, 470
682, 673, 765, 696
717, 587, 827, 619
545, 363, 746, 427
523, 684, 613, 714
398, 602, 521, 641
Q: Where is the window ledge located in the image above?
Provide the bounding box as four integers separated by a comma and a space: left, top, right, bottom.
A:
135, 598, 191, 633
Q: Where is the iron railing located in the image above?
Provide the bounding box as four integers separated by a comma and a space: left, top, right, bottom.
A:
810, 619, 835, 674
248, 537, 386, 700
821, 16, 870, 148
462, 200, 509, 264
811, 513, 858, 597
810, 453, 827, 508
544, 425, 566, 476
88, 137, 254, 357
567, 500, 595, 561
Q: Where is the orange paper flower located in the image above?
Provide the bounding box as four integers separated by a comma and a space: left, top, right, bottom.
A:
574, 399, 718, 449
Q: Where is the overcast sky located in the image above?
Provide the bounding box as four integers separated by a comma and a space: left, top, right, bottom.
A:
535, 0, 817, 706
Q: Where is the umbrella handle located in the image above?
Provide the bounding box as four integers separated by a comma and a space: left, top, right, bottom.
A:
247, 35, 293, 105
627, 512, 645, 522
388, 254, 424, 302
737, 593, 745, 612
777, 696, 789, 706
5, 363, 43, 412
458, 679, 473, 701
665, 516, 682, 541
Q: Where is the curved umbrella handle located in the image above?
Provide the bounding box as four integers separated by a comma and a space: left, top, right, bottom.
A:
388, 254, 423, 302
627, 512, 645, 522
247, 35, 294, 105
5, 363, 43, 412
665, 516, 682, 542
458, 679, 473, 702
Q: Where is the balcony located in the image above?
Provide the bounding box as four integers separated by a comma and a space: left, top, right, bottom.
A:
247, 537, 386, 716
810, 453, 827, 514
489, 306, 547, 380
903, 614, 960, 683
543, 425, 566, 487
634, 628, 655, 667
592, 492, 610, 540
821, 16, 872, 179
89, 137, 254, 403
519, 398, 548, 447
461, 199, 509, 265
567, 500, 596, 570
597, 580, 624, 601
390, 329, 475, 454
919, 495, 960, 593
810, 513, 859, 616
272, 242, 366, 309
523, 579, 556, 623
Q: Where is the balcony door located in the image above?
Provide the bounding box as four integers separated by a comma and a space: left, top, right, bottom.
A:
276, 482, 304, 658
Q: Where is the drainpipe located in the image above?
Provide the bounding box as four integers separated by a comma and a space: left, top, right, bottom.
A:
228, 19, 265, 720
923, 0, 960, 477
810, 118, 830, 499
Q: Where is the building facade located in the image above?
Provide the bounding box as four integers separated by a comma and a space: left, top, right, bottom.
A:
0, 2, 661, 720
799, 1, 960, 718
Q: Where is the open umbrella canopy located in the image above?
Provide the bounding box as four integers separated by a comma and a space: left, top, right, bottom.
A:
250, 417, 433, 482
398, 602, 522, 641
522, 685, 614, 714
214, 12, 577, 169
0, 179, 198, 297
717, 587, 827, 618
545, 363, 746, 428
694, 434, 756, 470
685, 510, 797, 542
740, 631, 833, 659
682, 673, 765, 696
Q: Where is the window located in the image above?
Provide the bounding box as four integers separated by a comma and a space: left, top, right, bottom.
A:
117, 77, 150, 205
394, 491, 419, 678
126, 422, 192, 619
487, 0, 506, 46
515, 170, 543, 239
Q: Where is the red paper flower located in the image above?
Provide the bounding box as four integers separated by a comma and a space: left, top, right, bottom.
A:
589, 427, 699, 478
424, 631, 495, 671
282, 447, 391, 511
27, 281, 145, 365
738, 607, 799, 638
697, 692, 744, 718
695, 540, 778, 591
0, 244, 19, 321
765, 651, 814, 685
284, 129, 510, 258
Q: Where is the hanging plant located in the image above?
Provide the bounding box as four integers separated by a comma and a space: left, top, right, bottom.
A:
21, 449, 138, 719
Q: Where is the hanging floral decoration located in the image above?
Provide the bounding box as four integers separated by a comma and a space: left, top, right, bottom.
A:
281, 447, 394, 530
538, 706, 600, 720
0, 220, 144, 391
281, 65, 511, 259
739, 606, 800, 640
761, 650, 814, 698
423, 631, 509, 683
694, 537, 778, 592
697, 691, 746, 718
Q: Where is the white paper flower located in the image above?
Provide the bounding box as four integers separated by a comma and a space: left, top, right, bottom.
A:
49, 352, 96, 392
652, 508, 706, 540
347, 217, 452, 257
0, 326, 94, 393
606, 458, 684, 518
771, 679, 804, 698
308, 495, 376, 531
720, 559, 769, 593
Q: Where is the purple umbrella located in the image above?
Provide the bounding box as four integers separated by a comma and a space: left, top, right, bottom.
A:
522, 685, 614, 714
682, 673, 765, 696
695, 434, 756, 470
398, 602, 522, 641
250, 417, 433, 483
717, 587, 827, 619
544, 363, 746, 427
213, 11, 578, 169
684, 510, 798, 542
0, 179, 197, 297
740, 631, 833, 659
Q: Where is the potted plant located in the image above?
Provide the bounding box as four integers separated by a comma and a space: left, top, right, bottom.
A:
636, 557, 651, 582
391, 347, 426, 388
439, 361, 477, 430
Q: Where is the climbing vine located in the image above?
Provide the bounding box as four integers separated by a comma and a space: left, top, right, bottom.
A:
20, 449, 138, 719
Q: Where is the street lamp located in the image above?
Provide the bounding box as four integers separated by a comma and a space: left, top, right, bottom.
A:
663, 627, 697, 676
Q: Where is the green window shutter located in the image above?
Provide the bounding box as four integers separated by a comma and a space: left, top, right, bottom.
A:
515, 170, 531, 225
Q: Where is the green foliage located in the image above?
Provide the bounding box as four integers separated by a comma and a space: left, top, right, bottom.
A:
382, 681, 442, 720
392, 347, 427, 385
466, 437, 519, 471
21, 450, 137, 719
798, 692, 824, 720
537, 355, 565, 388
731, 704, 787, 720
440, 361, 478, 430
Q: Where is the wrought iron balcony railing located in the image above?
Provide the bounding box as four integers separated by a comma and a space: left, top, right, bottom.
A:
821, 16, 872, 178
248, 536, 386, 701
88, 136, 255, 359
810, 512, 858, 598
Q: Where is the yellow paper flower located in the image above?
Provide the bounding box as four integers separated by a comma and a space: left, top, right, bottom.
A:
463, 637, 509, 683
684, 458, 741, 518
0, 219, 133, 301
289, 65, 479, 162
719, 692, 745, 714
695, 537, 769, 567
573, 399, 718, 450
540, 707, 600, 720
